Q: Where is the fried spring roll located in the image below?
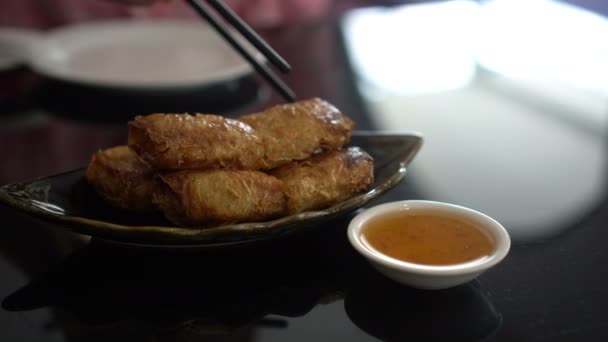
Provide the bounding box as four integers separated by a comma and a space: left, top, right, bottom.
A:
271, 147, 374, 214
239, 98, 355, 169
154, 170, 287, 226
128, 113, 265, 171
85, 146, 157, 211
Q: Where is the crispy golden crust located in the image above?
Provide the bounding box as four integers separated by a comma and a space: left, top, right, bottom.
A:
85, 146, 157, 211
128, 113, 265, 171
239, 98, 355, 169
271, 147, 374, 214
154, 170, 287, 226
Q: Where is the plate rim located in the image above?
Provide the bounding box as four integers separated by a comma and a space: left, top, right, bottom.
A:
0, 131, 423, 246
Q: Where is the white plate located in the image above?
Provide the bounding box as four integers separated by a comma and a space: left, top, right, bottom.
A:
0, 28, 43, 71
1, 20, 257, 89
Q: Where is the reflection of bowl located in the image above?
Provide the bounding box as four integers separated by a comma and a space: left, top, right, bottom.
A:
344, 271, 502, 342
348, 200, 510, 289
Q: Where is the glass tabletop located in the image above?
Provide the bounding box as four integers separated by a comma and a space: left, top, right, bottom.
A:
0, 211, 504, 342
2, 1, 608, 341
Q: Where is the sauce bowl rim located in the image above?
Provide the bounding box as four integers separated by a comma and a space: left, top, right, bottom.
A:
347, 200, 511, 276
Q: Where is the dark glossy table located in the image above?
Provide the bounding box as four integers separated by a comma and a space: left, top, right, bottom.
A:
2, 1, 608, 341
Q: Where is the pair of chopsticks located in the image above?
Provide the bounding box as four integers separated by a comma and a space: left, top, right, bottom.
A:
185, 0, 296, 102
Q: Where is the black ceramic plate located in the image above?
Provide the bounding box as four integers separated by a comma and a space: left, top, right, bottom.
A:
0, 131, 422, 246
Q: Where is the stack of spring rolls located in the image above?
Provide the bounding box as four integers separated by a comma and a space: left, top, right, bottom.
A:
86, 98, 374, 227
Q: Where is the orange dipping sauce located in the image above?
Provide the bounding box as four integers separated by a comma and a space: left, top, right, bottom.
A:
361, 212, 495, 266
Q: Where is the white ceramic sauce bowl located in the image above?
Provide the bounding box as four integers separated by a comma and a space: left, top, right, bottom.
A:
348, 200, 511, 290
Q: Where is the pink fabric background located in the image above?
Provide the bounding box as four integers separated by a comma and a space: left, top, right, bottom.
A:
0, 0, 330, 29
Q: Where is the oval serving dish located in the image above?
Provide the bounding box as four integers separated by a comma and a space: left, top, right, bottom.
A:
0, 131, 422, 247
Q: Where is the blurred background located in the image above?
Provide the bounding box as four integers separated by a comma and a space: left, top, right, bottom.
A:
1, 0, 607, 242
0, 0, 385, 182
2, 0, 608, 341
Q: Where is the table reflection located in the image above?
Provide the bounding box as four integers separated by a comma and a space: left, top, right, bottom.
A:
3, 211, 501, 342
341, 0, 608, 242
345, 273, 501, 342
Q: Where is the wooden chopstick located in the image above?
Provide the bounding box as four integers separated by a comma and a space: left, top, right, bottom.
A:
185, 0, 296, 102
205, 0, 291, 73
